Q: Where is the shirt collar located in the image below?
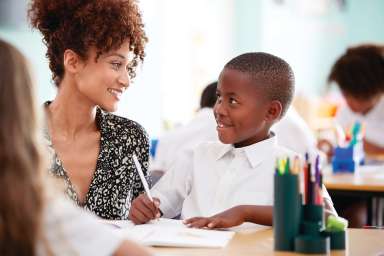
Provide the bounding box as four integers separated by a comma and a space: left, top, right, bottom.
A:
215, 132, 277, 168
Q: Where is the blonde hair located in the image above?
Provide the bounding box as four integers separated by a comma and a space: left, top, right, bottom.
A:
0, 39, 46, 255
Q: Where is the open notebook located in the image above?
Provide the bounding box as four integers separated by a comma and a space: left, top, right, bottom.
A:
103, 218, 235, 248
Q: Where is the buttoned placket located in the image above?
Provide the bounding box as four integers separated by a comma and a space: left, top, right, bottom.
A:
212, 149, 245, 215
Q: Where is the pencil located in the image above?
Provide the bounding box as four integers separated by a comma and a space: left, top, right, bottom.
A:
132, 153, 153, 202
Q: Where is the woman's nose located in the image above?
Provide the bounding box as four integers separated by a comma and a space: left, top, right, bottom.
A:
118, 70, 130, 88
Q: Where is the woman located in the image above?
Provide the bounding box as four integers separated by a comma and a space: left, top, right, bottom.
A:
28, 0, 152, 219
0, 39, 151, 256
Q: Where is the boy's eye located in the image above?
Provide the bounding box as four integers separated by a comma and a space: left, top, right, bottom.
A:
229, 98, 238, 105
216, 94, 222, 103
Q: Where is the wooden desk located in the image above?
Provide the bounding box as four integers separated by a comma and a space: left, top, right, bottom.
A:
324, 165, 384, 193
153, 228, 384, 256
323, 165, 384, 225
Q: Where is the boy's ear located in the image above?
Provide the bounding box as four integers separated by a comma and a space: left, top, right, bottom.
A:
63, 49, 84, 74
265, 100, 283, 122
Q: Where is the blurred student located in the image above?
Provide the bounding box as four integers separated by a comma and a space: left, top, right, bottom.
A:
129, 52, 336, 228
0, 39, 151, 256
272, 107, 317, 157
151, 82, 218, 173
326, 44, 384, 228
329, 44, 384, 155
28, 0, 150, 219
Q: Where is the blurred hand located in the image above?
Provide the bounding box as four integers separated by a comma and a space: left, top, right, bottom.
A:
129, 194, 161, 224
114, 240, 153, 256
183, 206, 245, 229
317, 139, 334, 161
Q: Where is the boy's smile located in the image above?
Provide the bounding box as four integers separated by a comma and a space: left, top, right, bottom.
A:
214, 68, 274, 148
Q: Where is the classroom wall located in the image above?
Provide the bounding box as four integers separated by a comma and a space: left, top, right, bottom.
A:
1, 0, 383, 138
233, 0, 384, 96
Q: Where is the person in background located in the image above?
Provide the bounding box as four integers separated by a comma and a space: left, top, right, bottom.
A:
324, 44, 384, 228
129, 52, 336, 228
28, 0, 150, 219
150, 82, 218, 174
329, 44, 384, 156
0, 39, 151, 256
272, 107, 318, 157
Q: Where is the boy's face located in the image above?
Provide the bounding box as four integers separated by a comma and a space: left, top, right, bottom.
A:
343, 92, 381, 115
214, 68, 274, 148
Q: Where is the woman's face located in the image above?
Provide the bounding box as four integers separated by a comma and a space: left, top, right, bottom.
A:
75, 41, 131, 112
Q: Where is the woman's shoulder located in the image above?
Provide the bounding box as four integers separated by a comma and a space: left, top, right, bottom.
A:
99, 109, 148, 138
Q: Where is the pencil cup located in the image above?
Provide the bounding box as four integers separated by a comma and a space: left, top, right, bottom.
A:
301, 204, 323, 232
295, 235, 330, 254
323, 231, 346, 250
295, 204, 329, 254
273, 174, 301, 251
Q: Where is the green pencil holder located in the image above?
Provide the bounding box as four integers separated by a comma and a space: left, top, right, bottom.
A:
323, 231, 346, 250
300, 221, 322, 235
295, 204, 328, 254
295, 235, 330, 254
302, 204, 323, 224
273, 174, 301, 251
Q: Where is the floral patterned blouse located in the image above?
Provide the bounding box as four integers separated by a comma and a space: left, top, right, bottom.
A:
45, 104, 151, 220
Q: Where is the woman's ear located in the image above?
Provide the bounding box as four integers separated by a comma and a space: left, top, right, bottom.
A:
63, 49, 83, 74
265, 100, 283, 122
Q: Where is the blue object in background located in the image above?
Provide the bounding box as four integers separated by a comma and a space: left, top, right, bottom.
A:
150, 139, 159, 158
332, 143, 365, 173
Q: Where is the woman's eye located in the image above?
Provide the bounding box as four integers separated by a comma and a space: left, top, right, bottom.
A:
111, 62, 122, 70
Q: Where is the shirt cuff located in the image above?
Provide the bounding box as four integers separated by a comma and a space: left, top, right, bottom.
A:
151, 189, 180, 218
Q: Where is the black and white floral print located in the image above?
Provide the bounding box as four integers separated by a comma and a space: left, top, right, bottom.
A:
45, 103, 151, 220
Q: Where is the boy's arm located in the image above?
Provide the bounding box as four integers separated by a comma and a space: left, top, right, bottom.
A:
184, 205, 273, 229
150, 149, 194, 218
129, 150, 193, 224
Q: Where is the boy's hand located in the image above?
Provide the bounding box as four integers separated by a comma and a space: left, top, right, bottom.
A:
183, 206, 245, 229
129, 194, 161, 224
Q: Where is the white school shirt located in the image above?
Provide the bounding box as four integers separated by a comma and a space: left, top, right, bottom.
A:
151, 134, 298, 219
37, 196, 125, 256
151, 108, 217, 172
336, 96, 384, 147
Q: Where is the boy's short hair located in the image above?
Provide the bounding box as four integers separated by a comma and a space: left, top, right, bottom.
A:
224, 52, 295, 117
200, 81, 217, 109
328, 45, 384, 100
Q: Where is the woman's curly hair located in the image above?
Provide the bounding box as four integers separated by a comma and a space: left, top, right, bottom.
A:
28, 0, 147, 86
328, 44, 384, 99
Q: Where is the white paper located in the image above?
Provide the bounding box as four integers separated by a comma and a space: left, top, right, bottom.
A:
103, 218, 234, 248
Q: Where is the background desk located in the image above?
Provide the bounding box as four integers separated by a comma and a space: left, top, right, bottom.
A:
324, 165, 384, 226
153, 228, 384, 256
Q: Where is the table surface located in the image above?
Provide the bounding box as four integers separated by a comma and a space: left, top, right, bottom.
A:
152, 228, 384, 256
323, 165, 384, 192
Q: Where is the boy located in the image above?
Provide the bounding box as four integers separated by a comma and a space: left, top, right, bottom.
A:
129, 52, 335, 228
